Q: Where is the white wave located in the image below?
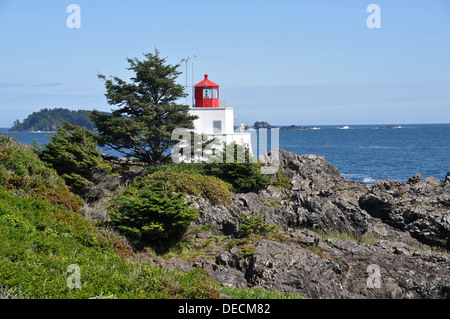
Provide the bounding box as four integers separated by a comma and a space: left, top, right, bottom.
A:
358, 145, 398, 149
342, 173, 363, 179
362, 177, 377, 183
338, 126, 350, 130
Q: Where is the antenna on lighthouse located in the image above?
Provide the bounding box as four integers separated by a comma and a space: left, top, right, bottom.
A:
184, 57, 190, 106
192, 55, 197, 108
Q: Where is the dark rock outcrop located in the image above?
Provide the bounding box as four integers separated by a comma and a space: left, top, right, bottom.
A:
149, 233, 450, 299
359, 177, 450, 249
194, 149, 449, 250
239, 238, 449, 299
163, 149, 450, 298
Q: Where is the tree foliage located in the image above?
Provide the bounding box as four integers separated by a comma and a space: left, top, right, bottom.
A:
91, 49, 197, 165
109, 178, 199, 245
145, 171, 232, 205
39, 123, 112, 199
0, 135, 84, 212
253, 121, 274, 129
10, 108, 96, 131
239, 214, 277, 238
205, 143, 270, 193
217, 162, 270, 193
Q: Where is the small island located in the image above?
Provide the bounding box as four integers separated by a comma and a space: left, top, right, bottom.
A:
377, 125, 403, 129
279, 125, 319, 130
10, 108, 98, 132
247, 121, 318, 130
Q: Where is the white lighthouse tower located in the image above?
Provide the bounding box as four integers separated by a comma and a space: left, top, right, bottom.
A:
188, 74, 252, 151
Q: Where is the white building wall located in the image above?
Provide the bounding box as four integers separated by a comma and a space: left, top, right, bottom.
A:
190, 107, 235, 135
189, 107, 253, 154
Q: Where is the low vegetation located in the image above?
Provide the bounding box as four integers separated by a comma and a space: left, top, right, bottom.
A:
0, 186, 299, 299
0, 200, 219, 299
145, 171, 232, 205
239, 214, 278, 238
0, 136, 84, 212
220, 286, 305, 299
39, 123, 114, 200
108, 176, 199, 246
0, 136, 302, 299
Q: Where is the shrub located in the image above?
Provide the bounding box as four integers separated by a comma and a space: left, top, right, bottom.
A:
147, 161, 209, 176
39, 123, 113, 200
205, 161, 270, 193
0, 136, 83, 212
148, 142, 271, 194
239, 213, 277, 238
204, 142, 271, 193
145, 171, 232, 205
238, 244, 256, 259
272, 168, 291, 189
109, 179, 199, 245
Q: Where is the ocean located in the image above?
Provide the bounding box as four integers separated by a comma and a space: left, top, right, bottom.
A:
2, 123, 450, 184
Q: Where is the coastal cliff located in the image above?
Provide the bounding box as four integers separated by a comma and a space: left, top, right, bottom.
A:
1, 135, 448, 299
148, 149, 450, 299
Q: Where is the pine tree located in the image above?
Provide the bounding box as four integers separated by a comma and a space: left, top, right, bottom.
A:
91, 49, 197, 165
39, 122, 111, 198
109, 179, 199, 243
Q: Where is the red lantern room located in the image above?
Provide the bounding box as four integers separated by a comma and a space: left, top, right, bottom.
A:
194, 74, 220, 108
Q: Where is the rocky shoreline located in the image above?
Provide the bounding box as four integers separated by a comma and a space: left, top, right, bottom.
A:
139, 149, 450, 299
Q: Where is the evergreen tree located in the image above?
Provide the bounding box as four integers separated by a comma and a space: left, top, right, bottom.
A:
90, 49, 197, 165
109, 179, 199, 243
39, 122, 111, 198
205, 143, 270, 193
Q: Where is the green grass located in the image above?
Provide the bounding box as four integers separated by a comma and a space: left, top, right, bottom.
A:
144, 171, 232, 205
317, 229, 378, 246
0, 188, 222, 299
0, 135, 84, 212
219, 286, 305, 299
0, 189, 306, 299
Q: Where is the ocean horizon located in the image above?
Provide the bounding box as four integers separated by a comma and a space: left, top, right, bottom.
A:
2, 123, 449, 184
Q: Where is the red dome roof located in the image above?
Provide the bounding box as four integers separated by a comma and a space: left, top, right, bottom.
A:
194, 74, 220, 87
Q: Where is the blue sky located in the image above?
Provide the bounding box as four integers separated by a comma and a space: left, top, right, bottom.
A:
1, 0, 449, 127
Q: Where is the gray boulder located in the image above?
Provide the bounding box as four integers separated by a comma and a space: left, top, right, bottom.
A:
215, 238, 450, 299
360, 178, 450, 249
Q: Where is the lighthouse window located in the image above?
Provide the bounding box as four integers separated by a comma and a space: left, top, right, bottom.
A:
213, 120, 222, 133
212, 89, 218, 99
203, 89, 212, 99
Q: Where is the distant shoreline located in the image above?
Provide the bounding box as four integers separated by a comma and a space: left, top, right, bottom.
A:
7, 130, 57, 133
3, 122, 450, 133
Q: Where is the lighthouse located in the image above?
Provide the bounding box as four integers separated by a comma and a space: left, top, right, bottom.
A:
189, 74, 252, 154
194, 74, 220, 108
